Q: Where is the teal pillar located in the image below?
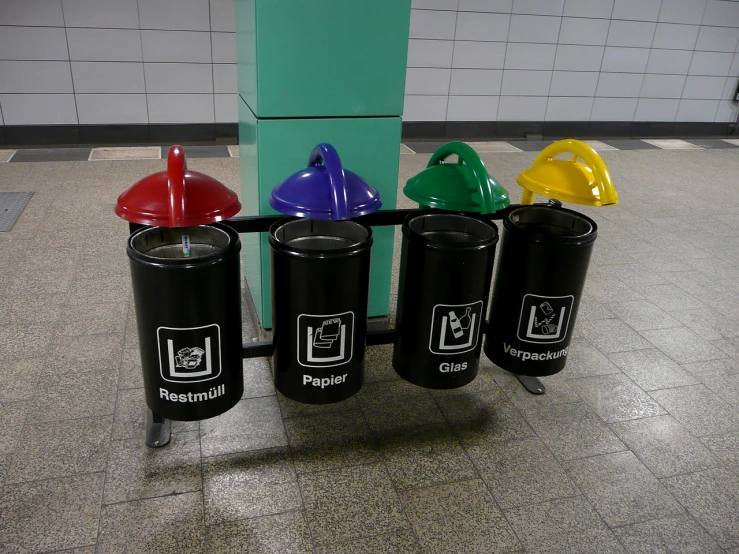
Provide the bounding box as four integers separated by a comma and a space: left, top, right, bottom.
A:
235, 0, 411, 329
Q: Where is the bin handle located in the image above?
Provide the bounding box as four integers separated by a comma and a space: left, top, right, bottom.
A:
520, 139, 616, 205
427, 141, 499, 214
167, 145, 187, 227
308, 143, 350, 220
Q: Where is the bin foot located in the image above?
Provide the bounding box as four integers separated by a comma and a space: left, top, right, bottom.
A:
146, 409, 171, 448
514, 374, 546, 395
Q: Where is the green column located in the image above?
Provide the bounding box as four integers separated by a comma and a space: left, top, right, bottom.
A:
236, 0, 411, 329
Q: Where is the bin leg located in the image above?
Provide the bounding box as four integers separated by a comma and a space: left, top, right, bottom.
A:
514, 374, 546, 395
145, 409, 171, 448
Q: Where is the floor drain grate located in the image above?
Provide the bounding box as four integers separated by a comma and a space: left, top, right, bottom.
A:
0, 192, 34, 232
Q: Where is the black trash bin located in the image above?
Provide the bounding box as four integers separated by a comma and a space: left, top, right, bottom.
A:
269, 218, 372, 404
484, 205, 597, 376
128, 224, 244, 420
393, 211, 498, 389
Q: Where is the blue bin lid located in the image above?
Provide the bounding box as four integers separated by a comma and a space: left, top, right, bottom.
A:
269, 143, 382, 220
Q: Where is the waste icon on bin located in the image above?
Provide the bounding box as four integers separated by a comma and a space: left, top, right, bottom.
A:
298, 312, 354, 367
429, 301, 483, 355
517, 295, 574, 343
158, 324, 221, 381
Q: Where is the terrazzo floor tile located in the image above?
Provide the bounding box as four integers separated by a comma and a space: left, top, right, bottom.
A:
566, 372, 667, 423
0, 358, 43, 402
241, 357, 276, 399
606, 300, 681, 331
11, 148, 91, 162
363, 343, 401, 383
700, 431, 739, 469
88, 146, 161, 160
56, 302, 128, 337
663, 468, 739, 549
607, 348, 699, 390
97, 491, 205, 553
277, 388, 361, 419
357, 379, 445, 432
200, 395, 287, 458
671, 308, 739, 341
649, 384, 739, 437
378, 422, 477, 490
643, 139, 703, 149
48, 332, 124, 365
206, 511, 313, 554
7, 268, 76, 296
522, 402, 627, 461
0, 454, 10, 484
0, 292, 65, 326
602, 263, 671, 288
613, 513, 723, 553
578, 318, 652, 354
103, 432, 202, 504
0, 472, 104, 553
558, 338, 622, 379
285, 409, 382, 474
7, 416, 112, 483
680, 357, 739, 383
399, 479, 520, 554
0, 322, 56, 360
203, 449, 302, 525
65, 274, 132, 305
502, 495, 623, 553
635, 283, 708, 312
467, 435, 578, 509
0, 149, 15, 162
571, 297, 616, 322
428, 364, 499, 397
112, 387, 198, 440
702, 372, 739, 404
641, 326, 727, 364
299, 463, 408, 546
313, 528, 423, 554
712, 336, 739, 359
118, 348, 144, 389
497, 370, 581, 412
609, 415, 718, 478
0, 402, 25, 455
563, 451, 684, 527
435, 388, 536, 445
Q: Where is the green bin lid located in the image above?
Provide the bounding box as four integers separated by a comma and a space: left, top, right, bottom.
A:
403, 142, 510, 214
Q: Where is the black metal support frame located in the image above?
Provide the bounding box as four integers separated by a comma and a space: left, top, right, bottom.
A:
133, 203, 560, 446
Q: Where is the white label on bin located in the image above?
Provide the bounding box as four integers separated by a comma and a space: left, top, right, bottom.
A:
157, 324, 222, 383
517, 294, 574, 344
429, 301, 483, 355
297, 312, 354, 368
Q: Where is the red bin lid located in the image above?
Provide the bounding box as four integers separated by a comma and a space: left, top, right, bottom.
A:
115, 145, 241, 227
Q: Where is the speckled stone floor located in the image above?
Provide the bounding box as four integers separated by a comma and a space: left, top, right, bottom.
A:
1, 144, 739, 553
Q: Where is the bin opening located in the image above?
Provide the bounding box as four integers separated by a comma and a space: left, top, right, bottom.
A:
508, 206, 594, 239
131, 226, 231, 259
407, 213, 497, 248
271, 219, 369, 251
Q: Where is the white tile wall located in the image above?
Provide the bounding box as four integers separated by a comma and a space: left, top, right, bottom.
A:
455, 12, 510, 41
546, 96, 595, 120
563, 0, 614, 19
450, 69, 503, 95
141, 30, 213, 63
549, 71, 599, 96
409, 39, 455, 67
0, 61, 73, 94
210, 0, 236, 32
596, 72, 644, 97
61, 0, 139, 29
2, 0, 738, 127
76, 94, 148, 124
138, 0, 211, 31
501, 70, 552, 95
559, 18, 610, 46
410, 10, 457, 40
147, 94, 215, 123
612, 0, 661, 22
458, 0, 512, 13
498, 95, 548, 119
71, 62, 146, 93
66, 29, 144, 62
0, 27, 69, 61
695, 26, 739, 52
0, 94, 77, 124
213, 64, 237, 94
447, 95, 500, 120
403, 95, 449, 120
144, 63, 214, 94
652, 24, 700, 50
508, 15, 561, 43
658, 0, 707, 25
0, 0, 65, 26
